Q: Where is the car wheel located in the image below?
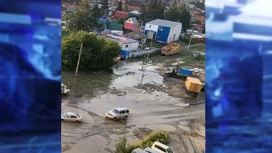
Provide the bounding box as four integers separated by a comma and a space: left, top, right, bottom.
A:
76, 120, 81, 123
123, 116, 128, 120
61, 119, 64, 122
112, 117, 117, 121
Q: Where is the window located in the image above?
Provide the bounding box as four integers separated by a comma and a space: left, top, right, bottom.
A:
113, 109, 120, 114
149, 25, 151, 27
126, 110, 129, 113
125, 45, 128, 48
155, 145, 166, 152
169, 37, 171, 39
71, 115, 77, 118
166, 148, 174, 153
159, 26, 163, 31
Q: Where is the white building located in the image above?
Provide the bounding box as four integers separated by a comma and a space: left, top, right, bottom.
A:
144, 19, 182, 43
104, 34, 139, 59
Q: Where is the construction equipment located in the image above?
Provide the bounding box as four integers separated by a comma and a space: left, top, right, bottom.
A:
61, 83, 70, 95
161, 43, 181, 56
184, 77, 203, 97
165, 65, 192, 79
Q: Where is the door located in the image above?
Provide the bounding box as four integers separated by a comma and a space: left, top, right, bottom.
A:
173, 34, 176, 41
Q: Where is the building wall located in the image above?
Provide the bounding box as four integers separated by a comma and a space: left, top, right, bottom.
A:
168, 24, 182, 42
145, 23, 159, 32
127, 6, 141, 12
120, 41, 139, 51
156, 26, 170, 42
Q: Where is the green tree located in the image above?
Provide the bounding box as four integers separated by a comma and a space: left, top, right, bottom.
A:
145, 0, 165, 20
116, 0, 122, 11
165, 5, 191, 29
123, 4, 129, 12
92, 4, 102, 18
62, 31, 121, 71
115, 137, 127, 153
195, 0, 205, 10
66, 0, 95, 32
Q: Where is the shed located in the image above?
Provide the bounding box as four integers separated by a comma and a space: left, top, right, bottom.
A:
104, 34, 139, 59
114, 11, 129, 19
144, 19, 182, 43
107, 22, 123, 31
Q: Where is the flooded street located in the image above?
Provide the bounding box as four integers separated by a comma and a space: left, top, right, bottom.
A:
62, 54, 205, 153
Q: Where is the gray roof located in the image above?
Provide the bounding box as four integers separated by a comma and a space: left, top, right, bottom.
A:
147, 19, 181, 27
128, 17, 139, 25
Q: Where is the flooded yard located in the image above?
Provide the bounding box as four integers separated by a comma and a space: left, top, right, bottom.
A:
61, 45, 205, 153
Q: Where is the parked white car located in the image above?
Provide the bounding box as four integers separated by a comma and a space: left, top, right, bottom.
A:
105, 106, 129, 121
131, 148, 147, 153
144, 147, 160, 153
61, 112, 83, 123
151, 142, 174, 153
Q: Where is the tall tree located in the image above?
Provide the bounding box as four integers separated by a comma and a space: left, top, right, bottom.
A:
116, 0, 122, 11
165, 5, 191, 29
66, 0, 95, 32
102, 0, 109, 16
92, 4, 102, 18
145, 0, 165, 20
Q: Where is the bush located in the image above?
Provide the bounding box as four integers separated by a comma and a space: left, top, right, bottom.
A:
115, 131, 170, 153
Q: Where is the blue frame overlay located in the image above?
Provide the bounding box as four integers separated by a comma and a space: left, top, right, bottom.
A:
206, 0, 272, 152
0, 1, 61, 153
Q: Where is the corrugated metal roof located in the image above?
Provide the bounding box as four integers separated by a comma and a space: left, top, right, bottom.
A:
147, 19, 181, 27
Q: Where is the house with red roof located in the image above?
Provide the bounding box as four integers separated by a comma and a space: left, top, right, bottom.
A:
114, 11, 129, 19
124, 17, 140, 31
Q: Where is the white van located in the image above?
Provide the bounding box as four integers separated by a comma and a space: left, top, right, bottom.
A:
131, 148, 147, 153
151, 142, 174, 153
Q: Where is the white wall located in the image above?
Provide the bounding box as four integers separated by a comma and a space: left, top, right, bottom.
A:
145, 23, 159, 32
121, 41, 139, 51
168, 23, 182, 42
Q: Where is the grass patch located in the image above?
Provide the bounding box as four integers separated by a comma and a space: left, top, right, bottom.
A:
116, 131, 170, 153
184, 55, 205, 65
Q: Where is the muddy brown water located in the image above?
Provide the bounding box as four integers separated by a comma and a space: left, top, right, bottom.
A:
62, 59, 205, 153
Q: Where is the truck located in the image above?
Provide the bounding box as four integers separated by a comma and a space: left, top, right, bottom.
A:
161, 43, 181, 56
165, 65, 193, 79
184, 77, 203, 97
61, 83, 70, 95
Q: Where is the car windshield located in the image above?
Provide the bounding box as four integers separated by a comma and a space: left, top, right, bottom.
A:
166, 148, 173, 153
112, 109, 119, 114
75, 113, 81, 118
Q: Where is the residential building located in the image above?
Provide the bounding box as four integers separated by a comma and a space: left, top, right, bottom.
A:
114, 11, 129, 19
144, 19, 182, 43
104, 34, 139, 59
191, 24, 204, 33
125, 0, 144, 12
124, 17, 140, 31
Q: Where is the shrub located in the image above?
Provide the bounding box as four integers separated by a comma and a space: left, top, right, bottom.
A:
115, 131, 170, 153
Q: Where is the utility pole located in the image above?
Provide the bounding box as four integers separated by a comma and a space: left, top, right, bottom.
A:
187, 34, 193, 51
75, 43, 83, 76
140, 53, 149, 85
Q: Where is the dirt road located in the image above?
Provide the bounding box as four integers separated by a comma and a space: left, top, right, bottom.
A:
62, 45, 205, 153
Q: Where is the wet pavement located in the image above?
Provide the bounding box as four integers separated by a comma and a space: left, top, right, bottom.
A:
62, 55, 205, 153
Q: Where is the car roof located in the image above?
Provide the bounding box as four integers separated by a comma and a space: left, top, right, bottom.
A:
64, 112, 79, 116
153, 141, 169, 149
145, 148, 159, 153
114, 106, 129, 111
132, 148, 146, 153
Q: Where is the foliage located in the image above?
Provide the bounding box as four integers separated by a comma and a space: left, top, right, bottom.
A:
116, 137, 128, 153
62, 31, 121, 71
165, 5, 191, 29
93, 4, 102, 18
195, 0, 205, 10
116, 18, 126, 24
116, 0, 122, 11
115, 131, 170, 153
102, 0, 108, 9
66, 0, 100, 32
144, 0, 165, 20
62, 29, 70, 38
123, 5, 129, 12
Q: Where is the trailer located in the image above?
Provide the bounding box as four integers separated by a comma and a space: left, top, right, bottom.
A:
184, 77, 203, 97
165, 66, 193, 79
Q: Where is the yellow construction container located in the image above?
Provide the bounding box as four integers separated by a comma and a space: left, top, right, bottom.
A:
185, 77, 203, 93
